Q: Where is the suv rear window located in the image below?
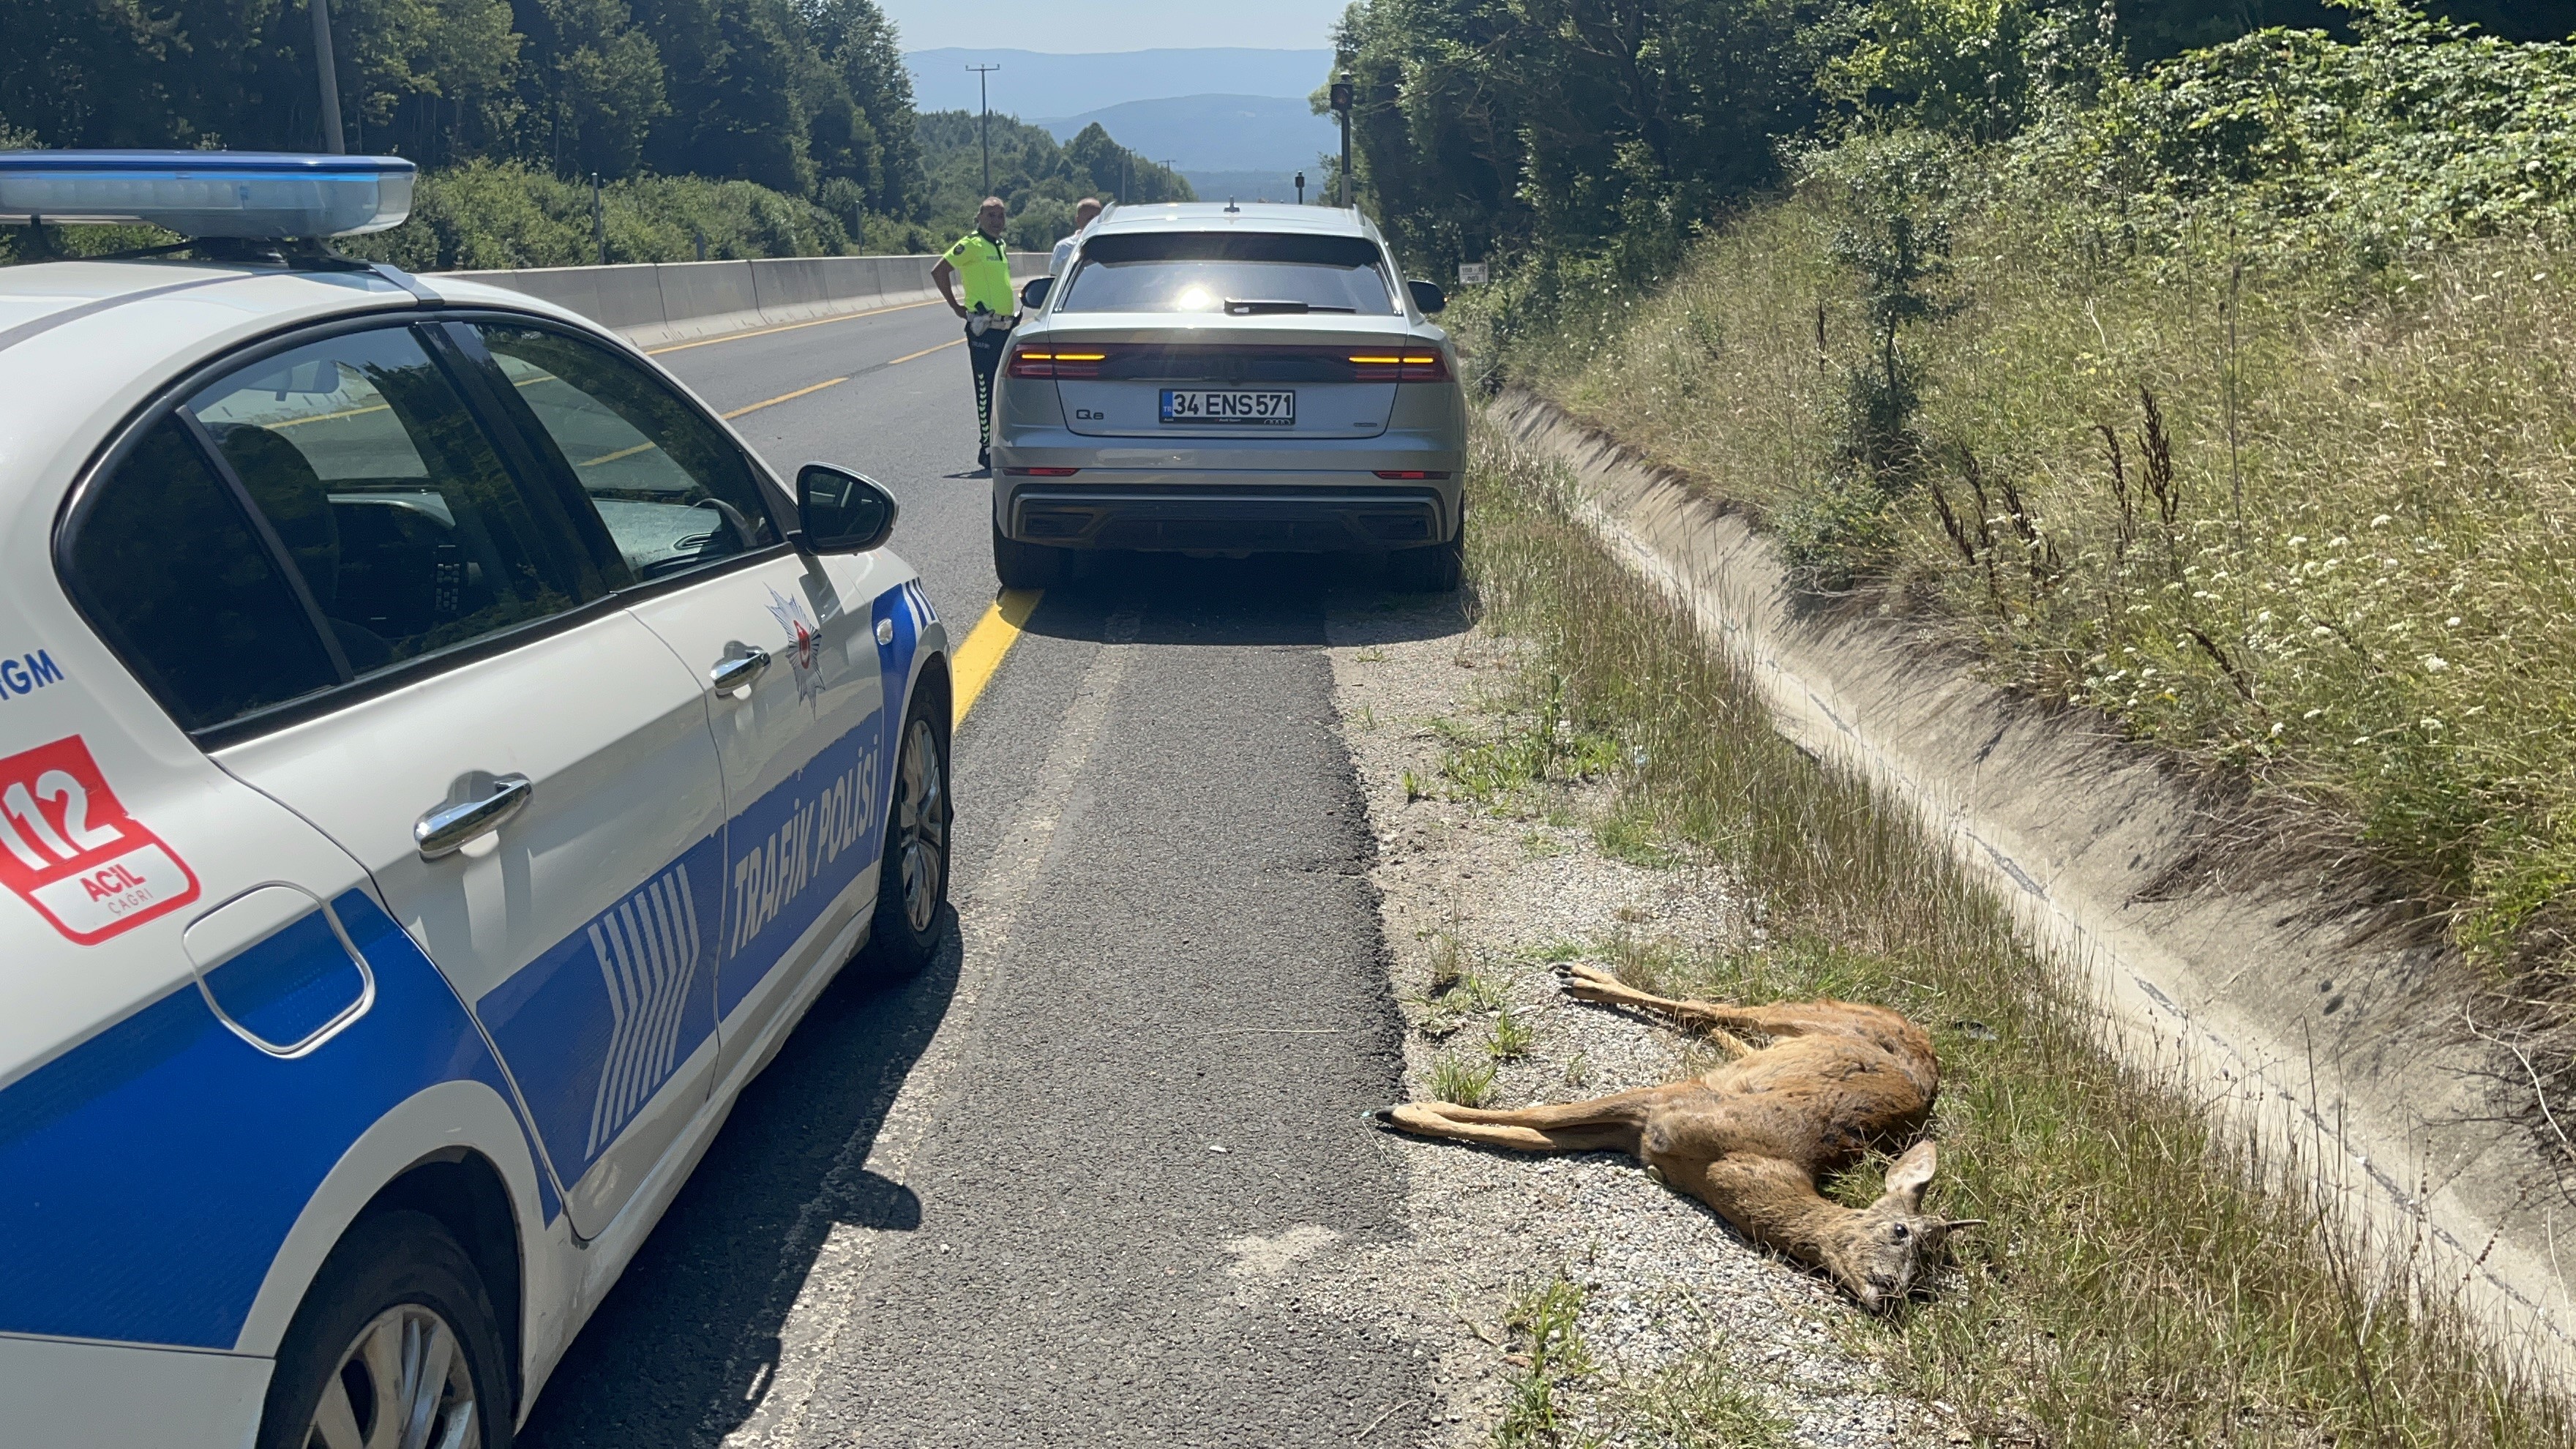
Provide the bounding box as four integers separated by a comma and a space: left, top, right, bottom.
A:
1057, 232, 1396, 315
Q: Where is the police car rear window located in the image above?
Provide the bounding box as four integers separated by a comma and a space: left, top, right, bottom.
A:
64, 416, 342, 732
186, 326, 602, 676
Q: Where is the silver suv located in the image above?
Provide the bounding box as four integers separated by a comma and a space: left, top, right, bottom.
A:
989, 203, 1468, 590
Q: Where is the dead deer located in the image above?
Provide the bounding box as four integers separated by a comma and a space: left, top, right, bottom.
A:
1376, 964, 1978, 1310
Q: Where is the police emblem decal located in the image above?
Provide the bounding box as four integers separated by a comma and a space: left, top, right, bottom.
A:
764, 585, 826, 704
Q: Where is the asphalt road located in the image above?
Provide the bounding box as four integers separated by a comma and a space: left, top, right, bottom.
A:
514, 304, 1426, 1446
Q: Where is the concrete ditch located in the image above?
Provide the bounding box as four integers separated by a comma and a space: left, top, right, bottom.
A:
1490, 387, 2576, 1386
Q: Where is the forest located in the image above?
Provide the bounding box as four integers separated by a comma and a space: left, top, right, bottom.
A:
1336, 0, 2576, 277
0, 0, 1191, 264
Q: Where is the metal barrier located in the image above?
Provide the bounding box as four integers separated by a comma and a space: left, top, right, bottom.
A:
437, 251, 1048, 348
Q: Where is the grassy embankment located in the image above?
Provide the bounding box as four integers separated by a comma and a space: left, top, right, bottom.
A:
1453, 15, 2576, 1061
1455, 415, 2572, 1446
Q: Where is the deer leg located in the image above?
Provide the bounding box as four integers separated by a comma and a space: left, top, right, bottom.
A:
1374, 1087, 1660, 1154
1557, 964, 1759, 1057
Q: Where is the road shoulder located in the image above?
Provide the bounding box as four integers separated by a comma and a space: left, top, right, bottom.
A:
1323, 585, 1935, 1448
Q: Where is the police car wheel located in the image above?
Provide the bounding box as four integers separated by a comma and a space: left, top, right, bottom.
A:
865, 697, 951, 978
258, 1210, 512, 1449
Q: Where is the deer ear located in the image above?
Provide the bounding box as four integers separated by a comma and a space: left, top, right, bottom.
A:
1881, 1140, 1939, 1210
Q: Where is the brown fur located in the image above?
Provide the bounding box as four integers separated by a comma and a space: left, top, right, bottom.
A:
1377, 965, 1975, 1308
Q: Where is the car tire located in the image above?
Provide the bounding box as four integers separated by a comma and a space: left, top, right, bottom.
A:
1387, 531, 1465, 594
256, 1210, 512, 1449
861, 688, 952, 981
992, 522, 1063, 590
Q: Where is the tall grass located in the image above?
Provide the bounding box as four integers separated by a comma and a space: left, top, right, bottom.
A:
1473, 172, 2576, 991
1462, 416, 2572, 1447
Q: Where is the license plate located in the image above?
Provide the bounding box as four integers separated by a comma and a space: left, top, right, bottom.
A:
1160, 389, 1295, 426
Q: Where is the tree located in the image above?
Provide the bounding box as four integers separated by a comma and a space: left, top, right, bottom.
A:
512, 0, 665, 177
798, 0, 917, 213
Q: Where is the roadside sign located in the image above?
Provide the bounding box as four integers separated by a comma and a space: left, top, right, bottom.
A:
1458, 262, 1489, 285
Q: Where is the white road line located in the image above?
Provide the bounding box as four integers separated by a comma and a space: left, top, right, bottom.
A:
716, 613, 1138, 1447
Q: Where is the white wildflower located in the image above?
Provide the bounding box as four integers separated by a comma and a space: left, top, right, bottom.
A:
2304, 708, 2325, 719
2422, 655, 2449, 673
2269, 722, 2286, 736
2446, 615, 2463, 627
2370, 514, 2393, 528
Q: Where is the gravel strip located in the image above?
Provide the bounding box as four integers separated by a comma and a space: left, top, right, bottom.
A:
1319, 587, 1940, 1449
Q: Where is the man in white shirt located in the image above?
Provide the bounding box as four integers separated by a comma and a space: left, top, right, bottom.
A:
1049, 197, 1104, 277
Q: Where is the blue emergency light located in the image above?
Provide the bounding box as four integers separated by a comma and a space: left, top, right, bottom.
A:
0, 151, 414, 239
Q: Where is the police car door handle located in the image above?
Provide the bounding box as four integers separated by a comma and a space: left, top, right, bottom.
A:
710, 648, 770, 694
415, 774, 533, 859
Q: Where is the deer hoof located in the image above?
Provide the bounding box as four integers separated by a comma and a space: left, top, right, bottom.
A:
1368, 1106, 1401, 1128
1554, 962, 1615, 998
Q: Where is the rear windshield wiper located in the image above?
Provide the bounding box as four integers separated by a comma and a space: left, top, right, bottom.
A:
1223, 299, 1358, 315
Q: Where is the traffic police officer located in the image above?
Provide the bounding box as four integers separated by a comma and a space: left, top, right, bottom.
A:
932, 195, 1017, 472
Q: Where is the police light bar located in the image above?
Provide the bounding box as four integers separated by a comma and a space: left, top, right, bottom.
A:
0, 151, 415, 239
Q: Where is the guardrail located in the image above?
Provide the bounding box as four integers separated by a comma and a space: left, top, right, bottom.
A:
435, 251, 1049, 349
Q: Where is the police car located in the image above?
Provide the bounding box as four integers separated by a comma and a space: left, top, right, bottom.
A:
0, 152, 951, 1447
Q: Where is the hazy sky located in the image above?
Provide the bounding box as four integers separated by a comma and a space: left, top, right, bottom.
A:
877, 0, 1347, 52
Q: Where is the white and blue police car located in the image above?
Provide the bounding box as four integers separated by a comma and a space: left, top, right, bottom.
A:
0, 151, 952, 1448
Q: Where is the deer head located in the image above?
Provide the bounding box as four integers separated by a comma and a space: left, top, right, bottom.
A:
1825, 1141, 1982, 1311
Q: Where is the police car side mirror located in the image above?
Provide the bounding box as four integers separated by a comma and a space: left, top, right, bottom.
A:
1406, 279, 1447, 315
1020, 276, 1052, 310
794, 463, 898, 553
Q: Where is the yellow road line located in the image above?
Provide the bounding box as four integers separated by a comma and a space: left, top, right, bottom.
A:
886, 337, 964, 366
578, 440, 656, 468
950, 588, 1041, 727
721, 375, 850, 420
269, 399, 389, 429
643, 297, 947, 356
577, 375, 847, 467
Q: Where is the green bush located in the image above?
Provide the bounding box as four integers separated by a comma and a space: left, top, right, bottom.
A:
340, 160, 906, 270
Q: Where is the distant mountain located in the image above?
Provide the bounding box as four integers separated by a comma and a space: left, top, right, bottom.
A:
903, 48, 1331, 118
1036, 94, 1337, 174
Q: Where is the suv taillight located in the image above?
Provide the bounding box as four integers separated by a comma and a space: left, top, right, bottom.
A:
1348, 351, 1449, 382
1006, 348, 1107, 379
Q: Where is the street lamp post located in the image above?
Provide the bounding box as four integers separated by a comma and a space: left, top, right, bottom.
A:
967, 64, 1002, 199
310, 0, 346, 153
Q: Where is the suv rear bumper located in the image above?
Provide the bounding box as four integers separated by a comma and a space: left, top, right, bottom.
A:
996, 473, 1459, 553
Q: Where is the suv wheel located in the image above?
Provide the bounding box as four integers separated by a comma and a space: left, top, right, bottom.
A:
1387, 531, 1465, 594
258, 1210, 512, 1449
861, 689, 951, 980
992, 522, 1063, 589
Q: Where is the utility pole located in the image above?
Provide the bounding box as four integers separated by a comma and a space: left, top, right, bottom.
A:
1330, 69, 1354, 209
967, 64, 1002, 198
591, 173, 606, 265
310, 0, 346, 153
1159, 160, 1177, 203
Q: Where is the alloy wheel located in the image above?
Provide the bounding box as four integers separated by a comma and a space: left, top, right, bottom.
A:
893, 714, 948, 933
303, 1303, 480, 1449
